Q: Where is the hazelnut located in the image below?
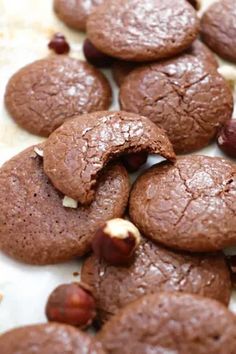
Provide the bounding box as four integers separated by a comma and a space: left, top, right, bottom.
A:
48, 33, 70, 55
187, 0, 200, 10
34, 147, 44, 157
46, 283, 96, 328
121, 152, 148, 173
217, 120, 236, 158
92, 218, 141, 266
83, 39, 114, 68
226, 255, 236, 287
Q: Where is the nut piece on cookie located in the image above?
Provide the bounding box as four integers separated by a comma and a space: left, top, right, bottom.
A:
46, 283, 96, 328
92, 218, 141, 266
0, 145, 130, 265
43, 111, 175, 205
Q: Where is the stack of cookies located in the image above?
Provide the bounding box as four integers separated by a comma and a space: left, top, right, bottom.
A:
1, 0, 236, 353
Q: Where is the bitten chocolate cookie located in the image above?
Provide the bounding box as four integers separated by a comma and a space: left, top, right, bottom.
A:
120, 54, 233, 153
129, 155, 236, 252
0, 145, 129, 265
5, 56, 111, 137
54, 0, 104, 31
98, 293, 236, 354
81, 239, 231, 323
0, 323, 105, 354
43, 111, 175, 205
201, 0, 236, 63
112, 40, 218, 87
87, 0, 200, 62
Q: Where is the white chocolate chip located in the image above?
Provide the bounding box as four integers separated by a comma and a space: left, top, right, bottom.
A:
34, 146, 44, 157
104, 218, 141, 242
62, 196, 78, 209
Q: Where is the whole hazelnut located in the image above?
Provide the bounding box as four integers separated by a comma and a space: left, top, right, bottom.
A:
48, 33, 70, 55
83, 39, 114, 68
92, 218, 141, 266
121, 152, 148, 173
46, 283, 96, 328
217, 120, 236, 158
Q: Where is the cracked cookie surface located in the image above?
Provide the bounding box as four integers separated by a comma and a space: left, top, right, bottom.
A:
5, 56, 111, 137
129, 155, 236, 252
87, 0, 200, 62
0, 145, 129, 264
98, 292, 236, 354
112, 40, 218, 87
43, 111, 175, 205
201, 0, 236, 63
53, 0, 104, 31
0, 323, 105, 354
120, 55, 233, 153
81, 238, 231, 324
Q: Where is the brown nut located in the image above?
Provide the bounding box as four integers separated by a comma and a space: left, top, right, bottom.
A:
48, 33, 70, 55
217, 120, 236, 158
92, 218, 141, 266
46, 283, 96, 328
187, 0, 200, 10
83, 39, 114, 68
121, 152, 148, 173
43, 111, 175, 205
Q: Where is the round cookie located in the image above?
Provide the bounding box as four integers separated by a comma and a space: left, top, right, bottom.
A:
112, 40, 218, 87
120, 54, 233, 153
201, 0, 236, 63
0, 323, 105, 354
53, 0, 104, 31
5, 56, 111, 137
43, 111, 175, 205
129, 155, 236, 253
98, 292, 236, 354
0, 145, 129, 265
81, 239, 231, 323
87, 0, 200, 62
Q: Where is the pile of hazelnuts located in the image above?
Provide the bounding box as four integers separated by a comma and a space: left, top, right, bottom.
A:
46, 218, 141, 329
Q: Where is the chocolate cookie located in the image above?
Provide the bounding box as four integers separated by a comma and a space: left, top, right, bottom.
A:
120, 54, 233, 153
201, 0, 236, 63
98, 292, 236, 354
0, 145, 129, 265
129, 155, 236, 252
81, 239, 231, 323
112, 40, 218, 87
54, 0, 104, 31
5, 56, 111, 137
87, 0, 200, 62
0, 323, 105, 354
43, 111, 175, 205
